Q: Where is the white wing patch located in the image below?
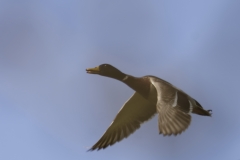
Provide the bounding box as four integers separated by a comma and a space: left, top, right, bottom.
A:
188, 100, 193, 114
172, 91, 178, 107
149, 78, 162, 103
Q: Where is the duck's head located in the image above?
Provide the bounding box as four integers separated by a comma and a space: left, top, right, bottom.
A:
86, 64, 125, 80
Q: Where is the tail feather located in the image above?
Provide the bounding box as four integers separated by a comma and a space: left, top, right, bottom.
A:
193, 107, 212, 116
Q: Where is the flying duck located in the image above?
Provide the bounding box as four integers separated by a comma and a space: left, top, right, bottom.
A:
86, 64, 212, 151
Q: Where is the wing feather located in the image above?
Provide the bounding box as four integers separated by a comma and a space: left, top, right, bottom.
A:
89, 92, 156, 151
150, 78, 191, 136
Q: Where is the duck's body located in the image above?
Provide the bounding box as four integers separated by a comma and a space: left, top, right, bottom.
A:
86, 64, 211, 151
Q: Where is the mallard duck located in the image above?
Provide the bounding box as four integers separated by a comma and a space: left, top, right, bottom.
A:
86, 64, 212, 151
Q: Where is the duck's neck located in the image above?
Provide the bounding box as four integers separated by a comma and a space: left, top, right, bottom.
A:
107, 72, 150, 99
108, 71, 126, 81
121, 75, 150, 99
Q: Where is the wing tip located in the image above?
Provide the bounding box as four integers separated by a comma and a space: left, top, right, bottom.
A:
87, 146, 106, 152
87, 146, 98, 152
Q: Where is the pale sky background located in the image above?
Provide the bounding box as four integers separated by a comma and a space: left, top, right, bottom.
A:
1, 0, 240, 160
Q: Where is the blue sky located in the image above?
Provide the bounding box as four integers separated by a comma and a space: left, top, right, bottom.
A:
1, 0, 240, 160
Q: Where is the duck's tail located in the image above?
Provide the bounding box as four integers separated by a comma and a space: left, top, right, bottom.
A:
193, 107, 212, 116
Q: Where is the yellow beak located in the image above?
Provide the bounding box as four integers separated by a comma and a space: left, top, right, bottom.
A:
86, 66, 100, 74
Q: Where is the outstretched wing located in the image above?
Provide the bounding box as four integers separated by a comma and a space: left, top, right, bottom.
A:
89, 92, 156, 151
150, 78, 191, 136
